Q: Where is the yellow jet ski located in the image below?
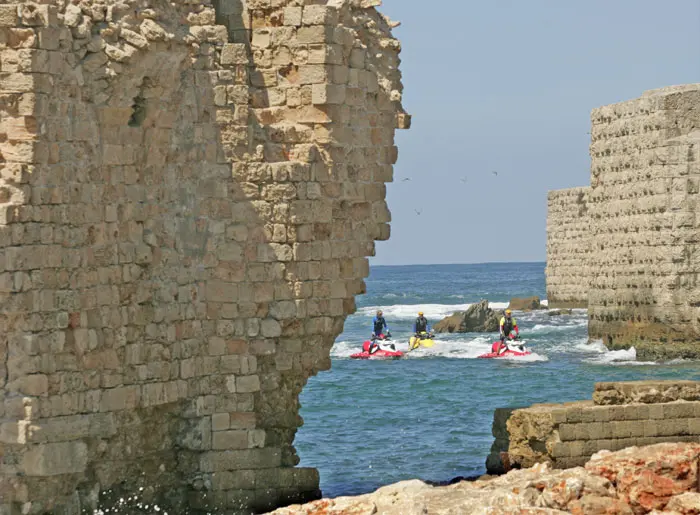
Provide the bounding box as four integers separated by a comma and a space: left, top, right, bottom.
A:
408, 331, 435, 351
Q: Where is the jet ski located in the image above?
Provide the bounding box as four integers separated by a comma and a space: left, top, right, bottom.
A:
351, 334, 403, 360
408, 331, 435, 351
478, 339, 531, 359
351, 341, 403, 360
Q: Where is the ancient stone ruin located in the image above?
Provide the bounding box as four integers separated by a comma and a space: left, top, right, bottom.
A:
488, 380, 700, 474
546, 85, 700, 359
0, 0, 408, 513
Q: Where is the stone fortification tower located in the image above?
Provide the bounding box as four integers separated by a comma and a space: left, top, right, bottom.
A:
547, 85, 700, 360
0, 0, 409, 512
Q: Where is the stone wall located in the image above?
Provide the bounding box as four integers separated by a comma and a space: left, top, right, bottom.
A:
488, 380, 700, 473
545, 85, 700, 358
588, 85, 700, 358
0, 1, 408, 513
545, 187, 590, 309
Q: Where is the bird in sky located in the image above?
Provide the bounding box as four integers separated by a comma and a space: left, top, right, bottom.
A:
491, 171, 498, 176
460, 177, 468, 183
401, 178, 411, 182
415, 209, 422, 215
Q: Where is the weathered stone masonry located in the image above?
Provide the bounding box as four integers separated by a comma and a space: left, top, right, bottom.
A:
488, 380, 700, 473
545, 187, 590, 309
0, 1, 408, 513
546, 85, 700, 358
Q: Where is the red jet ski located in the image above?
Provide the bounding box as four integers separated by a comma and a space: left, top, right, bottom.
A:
351, 334, 403, 360
478, 339, 531, 359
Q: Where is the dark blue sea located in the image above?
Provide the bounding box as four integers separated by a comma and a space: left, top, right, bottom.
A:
295, 262, 700, 498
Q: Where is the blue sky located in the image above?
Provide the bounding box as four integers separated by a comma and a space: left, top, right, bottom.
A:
371, 0, 700, 266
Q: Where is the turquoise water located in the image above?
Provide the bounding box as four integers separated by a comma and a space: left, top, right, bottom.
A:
295, 263, 700, 498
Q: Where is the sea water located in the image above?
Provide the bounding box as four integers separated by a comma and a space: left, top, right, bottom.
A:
295, 262, 700, 498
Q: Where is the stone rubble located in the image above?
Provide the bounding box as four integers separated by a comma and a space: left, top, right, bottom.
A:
267, 442, 700, 515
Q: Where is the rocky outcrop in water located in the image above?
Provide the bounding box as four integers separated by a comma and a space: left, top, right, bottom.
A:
548, 309, 573, 316
508, 296, 543, 311
268, 442, 700, 514
433, 300, 500, 333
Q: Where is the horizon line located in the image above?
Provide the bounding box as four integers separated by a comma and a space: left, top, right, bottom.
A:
370, 260, 546, 267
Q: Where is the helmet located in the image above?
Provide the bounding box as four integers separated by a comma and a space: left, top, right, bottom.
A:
418, 311, 424, 316
505, 309, 512, 316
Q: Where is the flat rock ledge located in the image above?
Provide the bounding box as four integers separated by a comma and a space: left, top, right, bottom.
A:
268, 442, 700, 514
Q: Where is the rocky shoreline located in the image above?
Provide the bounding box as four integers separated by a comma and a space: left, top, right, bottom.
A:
268, 442, 700, 514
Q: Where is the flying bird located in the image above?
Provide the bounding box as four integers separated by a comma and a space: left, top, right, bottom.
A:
415, 209, 422, 215
401, 178, 411, 182
460, 177, 468, 183
491, 171, 498, 176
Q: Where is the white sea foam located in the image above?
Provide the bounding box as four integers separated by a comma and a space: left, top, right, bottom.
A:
573, 339, 608, 353
358, 302, 511, 321
405, 336, 493, 359
583, 346, 658, 366
531, 321, 587, 332
597, 347, 637, 362
498, 351, 549, 362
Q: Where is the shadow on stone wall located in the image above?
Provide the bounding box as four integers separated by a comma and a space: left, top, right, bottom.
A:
0, 1, 407, 513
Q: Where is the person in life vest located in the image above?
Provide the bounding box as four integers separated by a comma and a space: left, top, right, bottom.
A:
371, 310, 391, 339
496, 309, 519, 354
413, 311, 430, 335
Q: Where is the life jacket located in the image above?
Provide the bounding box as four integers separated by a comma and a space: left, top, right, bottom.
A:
500, 316, 515, 335
415, 316, 427, 333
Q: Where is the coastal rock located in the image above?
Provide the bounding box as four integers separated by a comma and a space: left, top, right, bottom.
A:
508, 296, 543, 311
664, 492, 700, 514
268, 443, 700, 515
433, 300, 500, 333
585, 443, 700, 513
548, 309, 573, 316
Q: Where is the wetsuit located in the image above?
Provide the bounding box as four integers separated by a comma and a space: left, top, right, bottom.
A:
372, 316, 389, 337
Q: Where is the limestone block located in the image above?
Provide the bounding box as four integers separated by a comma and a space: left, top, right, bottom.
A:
221, 43, 248, 65
251, 29, 271, 49
308, 44, 343, 65
212, 430, 248, 450
199, 448, 282, 472
19, 4, 57, 27
140, 19, 168, 41
296, 26, 334, 45
119, 28, 148, 50
22, 441, 88, 476
236, 375, 260, 393
0, 5, 19, 26
302, 5, 339, 26
283, 7, 302, 26
311, 84, 346, 105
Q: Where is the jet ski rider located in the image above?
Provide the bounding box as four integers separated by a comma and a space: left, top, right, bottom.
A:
497, 309, 519, 353
371, 310, 391, 340
413, 311, 430, 336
